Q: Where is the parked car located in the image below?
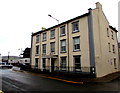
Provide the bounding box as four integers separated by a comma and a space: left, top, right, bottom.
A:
0, 62, 13, 69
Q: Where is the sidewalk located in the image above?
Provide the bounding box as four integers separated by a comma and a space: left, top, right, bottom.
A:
12, 67, 120, 84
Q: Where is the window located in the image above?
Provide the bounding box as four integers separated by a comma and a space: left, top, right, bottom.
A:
36, 45, 39, 55
42, 44, 46, 54
36, 35, 39, 43
61, 40, 66, 52
114, 58, 117, 69
112, 45, 115, 53
43, 58, 46, 69
60, 26, 66, 36
60, 57, 66, 70
35, 58, 38, 68
74, 55, 81, 71
108, 43, 111, 52
72, 21, 79, 32
111, 31, 114, 39
42, 33, 46, 41
50, 29, 55, 39
50, 42, 55, 53
73, 37, 80, 51
107, 28, 109, 37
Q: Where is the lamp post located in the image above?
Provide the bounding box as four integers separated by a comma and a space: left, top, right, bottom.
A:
8, 52, 10, 63
48, 14, 59, 24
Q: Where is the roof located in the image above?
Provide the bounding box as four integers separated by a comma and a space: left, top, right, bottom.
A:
32, 12, 90, 36
109, 25, 118, 32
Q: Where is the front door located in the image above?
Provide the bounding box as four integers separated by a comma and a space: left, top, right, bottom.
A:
51, 58, 55, 72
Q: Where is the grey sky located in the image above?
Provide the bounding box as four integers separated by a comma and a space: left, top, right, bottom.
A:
0, 0, 119, 56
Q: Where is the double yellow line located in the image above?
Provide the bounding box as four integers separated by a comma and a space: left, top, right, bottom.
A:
24, 71, 84, 84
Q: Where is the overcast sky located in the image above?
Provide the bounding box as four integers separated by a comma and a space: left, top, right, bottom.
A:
0, 0, 119, 56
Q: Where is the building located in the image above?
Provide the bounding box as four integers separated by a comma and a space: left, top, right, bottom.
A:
31, 2, 119, 78
0, 54, 1, 62
22, 48, 31, 58
118, 43, 120, 59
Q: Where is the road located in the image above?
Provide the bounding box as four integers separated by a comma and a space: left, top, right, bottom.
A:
0, 68, 120, 93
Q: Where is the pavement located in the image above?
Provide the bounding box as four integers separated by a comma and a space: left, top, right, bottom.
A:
12, 66, 120, 84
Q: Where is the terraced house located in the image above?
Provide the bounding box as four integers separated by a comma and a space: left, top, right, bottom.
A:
31, 2, 119, 77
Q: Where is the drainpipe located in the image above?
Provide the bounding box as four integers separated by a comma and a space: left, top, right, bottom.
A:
67, 23, 69, 72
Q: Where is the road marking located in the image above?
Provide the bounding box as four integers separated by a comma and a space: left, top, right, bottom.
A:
13, 70, 84, 84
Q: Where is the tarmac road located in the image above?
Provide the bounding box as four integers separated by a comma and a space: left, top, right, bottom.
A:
0, 68, 120, 93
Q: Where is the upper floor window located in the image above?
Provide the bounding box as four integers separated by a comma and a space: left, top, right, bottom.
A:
60, 26, 66, 36
50, 42, 55, 53
107, 28, 109, 37
111, 30, 114, 40
36, 35, 39, 43
42, 44, 46, 54
50, 29, 55, 39
36, 45, 39, 55
112, 45, 115, 53
108, 43, 111, 52
61, 40, 66, 52
73, 37, 80, 51
72, 21, 79, 33
42, 33, 46, 41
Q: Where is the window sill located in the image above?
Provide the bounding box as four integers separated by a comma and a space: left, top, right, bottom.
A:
60, 51, 67, 53
42, 40, 46, 42
73, 49, 80, 52
60, 34, 66, 37
50, 37, 55, 39
72, 30, 79, 33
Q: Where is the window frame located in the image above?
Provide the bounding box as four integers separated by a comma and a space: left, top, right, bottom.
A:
72, 21, 79, 33
42, 44, 46, 54
50, 29, 55, 39
35, 45, 39, 55
73, 55, 81, 72
73, 36, 80, 51
50, 42, 55, 53
60, 56, 67, 71
60, 39, 66, 53
36, 35, 40, 43
42, 32, 47, 41
60, 25, 66, 36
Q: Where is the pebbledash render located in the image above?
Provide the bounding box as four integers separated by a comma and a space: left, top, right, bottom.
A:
31, 2, 119, 78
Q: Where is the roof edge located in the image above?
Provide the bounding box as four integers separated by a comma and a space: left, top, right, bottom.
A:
32, 12, 90, 36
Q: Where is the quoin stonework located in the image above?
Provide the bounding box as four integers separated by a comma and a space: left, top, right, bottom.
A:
31, 2, 119, 78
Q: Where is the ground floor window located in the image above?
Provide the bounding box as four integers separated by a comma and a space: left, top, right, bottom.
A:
60, 57, 66, 71
114, 58, 117, 69
35, 58, 38, 68
73, 55, 81, 71
43, 58, 46, 69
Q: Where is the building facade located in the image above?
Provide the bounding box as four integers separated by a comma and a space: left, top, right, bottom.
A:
31, 2, 119, 77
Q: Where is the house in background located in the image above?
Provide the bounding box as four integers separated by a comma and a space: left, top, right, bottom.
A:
31, 2, 119, 78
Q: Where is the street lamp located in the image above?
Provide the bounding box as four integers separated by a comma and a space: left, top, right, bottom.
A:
8, 52, 10, 63
48, 14, 59, 24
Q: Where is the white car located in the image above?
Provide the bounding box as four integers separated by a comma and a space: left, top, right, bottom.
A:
0, 62, 13, 69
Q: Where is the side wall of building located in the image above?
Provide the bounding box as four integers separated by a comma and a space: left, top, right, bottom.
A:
92, 3, 119, 77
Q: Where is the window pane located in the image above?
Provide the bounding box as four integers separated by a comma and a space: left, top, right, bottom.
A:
61, 40, 66, 52
73, 37, 80, 50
